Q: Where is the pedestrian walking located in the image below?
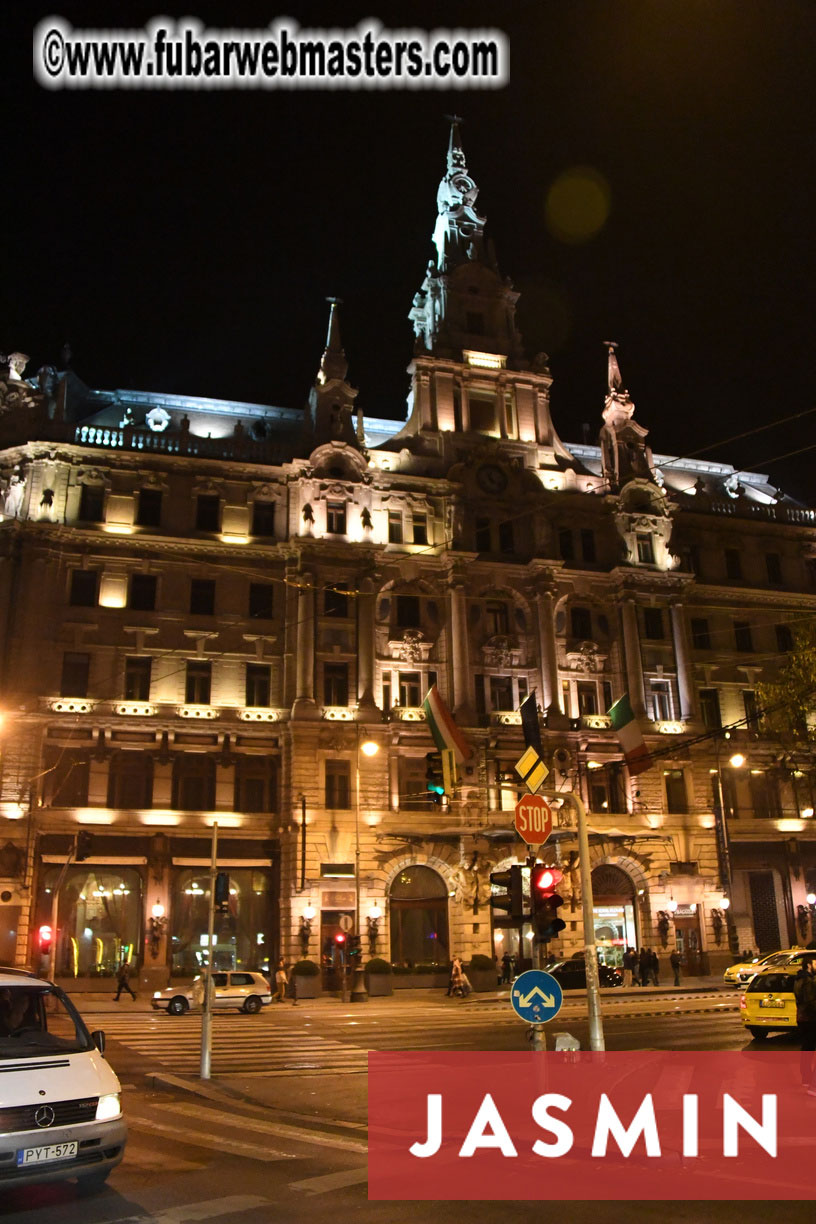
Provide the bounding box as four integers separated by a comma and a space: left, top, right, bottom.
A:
639, 947, 651, 987
794, 955, 816, 1089
447, 956, 461, 997
622, 946, 635, 987
650, 949, 660, 986
274, 958, 288, 1003
114, 960, 136, 1002
501, 952, 512, 985
670, 948, 682, 987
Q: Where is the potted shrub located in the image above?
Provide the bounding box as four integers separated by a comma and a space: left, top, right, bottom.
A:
364, 957, 393, 997
467, 953, 499, 993
291, 959, 321, 1000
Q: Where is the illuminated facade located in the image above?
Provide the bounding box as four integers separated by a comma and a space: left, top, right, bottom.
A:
1, 122, 816, 984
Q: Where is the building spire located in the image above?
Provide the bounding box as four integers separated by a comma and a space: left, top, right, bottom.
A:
317, 297, 348, 384
599, 341, 655, 490
605, 340, 623, 393
432, 115, 486, 272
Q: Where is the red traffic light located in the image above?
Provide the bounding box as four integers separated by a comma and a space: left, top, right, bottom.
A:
533, 867, 563, 893
334, 932, 346, 944
38, 924, 53, 951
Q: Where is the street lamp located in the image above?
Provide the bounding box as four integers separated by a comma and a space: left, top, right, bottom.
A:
711, 741, 746, 957
352, 733, 379, 1002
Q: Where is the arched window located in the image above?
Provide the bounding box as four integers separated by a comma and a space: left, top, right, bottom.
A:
172, 754, 216, 811
107, 751, 153, 808
590, 864, 637, 970
389, 865, 449, 967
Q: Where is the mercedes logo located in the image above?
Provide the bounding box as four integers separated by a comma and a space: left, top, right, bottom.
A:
34, 1105, 55, 1128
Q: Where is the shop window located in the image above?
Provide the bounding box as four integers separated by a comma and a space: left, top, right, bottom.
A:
485, 600, 509, 636
170, 867, 274, 976
196, 494, 221, 532
725, 548, 742, 580
636, 534, 655, 564
190, 578, 215, 616
734, 620, 753, 652
248, 582, 274, 620
490, 676, 513, 711
185, 661, 211, 704
61, 651, 89, 697
699, 688, 722, 730
664, 769, 688, 814
136, 488, 162, 528
69, 569, 98, 608
691, 618, 711, 650
395, 595, 420, 629
251, 500, 276, 538
129, 573, 157, 611
37, 865, 142, 978
389, 865, 449, 967
388, 511, 403, 544
172, 754, 216, 810
324, 663, 349, 706
78, 483, 105, 523
413, 514, 428, 546
643, 608, 664, 640
124, 656, 151, 701
245, 663, 271, 707
398, 672, 421, 707
326, 502, 346, 534
234, 757, 278, 813
44, 749, 89, 806
325, 760, 351, 809
107, 752, 153, 808
570, 606, 592, 640
324, 583, 349, 617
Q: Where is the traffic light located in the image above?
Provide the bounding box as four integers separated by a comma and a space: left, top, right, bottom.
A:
215, 872, 230, 911
531, 865, 566, 941
75, 830, 94, 861
425, 752, 445, 803
334, 932, 346, 960
38, 924, 52, 955
489, 865, 524, 923
347, 934, 362, 959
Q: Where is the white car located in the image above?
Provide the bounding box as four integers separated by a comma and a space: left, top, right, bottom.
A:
0, 969, 126, 1191
152, 971, 272, 1015
723, 948, 807, 987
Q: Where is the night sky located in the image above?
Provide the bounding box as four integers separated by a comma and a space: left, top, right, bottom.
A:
5, 2, 816, 499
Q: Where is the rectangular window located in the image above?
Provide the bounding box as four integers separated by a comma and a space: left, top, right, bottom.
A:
602, 681, 613, 713
190, 578, 215, 616
485, 600, 509, 636
776, 623, 794, 652
325, 760, 351, 809
558, 529, 574, 561
396, 595, 421, 629
636, 534, 655, 565
324, 663, 349, 706
382, 674, 392, 711
412, 514, 428, 546
490, 676, 514, 711
136, 488, 162, 528
69, 569, 98, 608
690, 618, 711, 650
245, 663, 271, 707
234, 759, 277, 813
590, 780, 609, 813
124, 657, 151, 701
48, 751, 90, 807
561, 680, 572, 718
743, 689, 759, 731
699, 688, 722, 730
725, 548, 742, 580
577, 681, 598, 716
400, 758, 434, 811
129, 573, 157, 611
517, 677, 528, 703
466, 311, 484, 336
750, 771, 781, 820
196, 494, 221, 532
475, 675, 486, 719
249, 583, 274, 620
766, 553, 783, 585
643, 607, 664, 640
324, 583, 349, 618
78, 484, 105, 523
185, 661, 212, 704
570, 606, 592, 640
734, 620, 753, 652
475, 518, 491, 552
498, 521, 514, 553
608, 762, 627, 814
664, 769, 688, 814
398, 672, 421, 707
651, 681, 671, 721
388, 511, 403, 544
326, 502, 346, 534
580, 529, 596, 563
61, 652, 89, 698
251, 500, 276, 538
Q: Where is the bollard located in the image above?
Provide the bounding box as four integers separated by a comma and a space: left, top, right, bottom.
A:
527, 1023, 547, 1052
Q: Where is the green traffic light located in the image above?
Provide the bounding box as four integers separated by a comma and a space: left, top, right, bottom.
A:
427, 783, 445, 795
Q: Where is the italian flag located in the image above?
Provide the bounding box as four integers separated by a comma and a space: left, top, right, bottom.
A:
608, 693, 652, 776
422, 684, 472, 763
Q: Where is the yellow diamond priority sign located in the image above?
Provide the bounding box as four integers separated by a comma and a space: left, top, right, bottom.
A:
515, 745, 549, 794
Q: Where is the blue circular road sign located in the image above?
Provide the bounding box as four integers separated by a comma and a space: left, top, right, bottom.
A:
511, 969, 563, 1023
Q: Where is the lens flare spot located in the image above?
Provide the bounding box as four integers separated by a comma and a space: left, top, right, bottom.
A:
546, 166, 611, 244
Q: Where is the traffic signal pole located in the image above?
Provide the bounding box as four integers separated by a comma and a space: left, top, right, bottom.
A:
563, 792, 605, 1052
47, 837, 76, 978
200, 821, 218, 1080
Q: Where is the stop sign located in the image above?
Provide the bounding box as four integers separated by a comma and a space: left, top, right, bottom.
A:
514, 794, 552, 845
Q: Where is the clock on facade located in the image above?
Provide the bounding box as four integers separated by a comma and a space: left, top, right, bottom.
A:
476, 463, 508, 495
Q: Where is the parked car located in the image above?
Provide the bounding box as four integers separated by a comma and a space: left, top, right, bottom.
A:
152, 970, 272, 1015
739, 965, 799, 1038
0, 969, 126, 1191
724, 947, 808, 987
543, 959, 623, 989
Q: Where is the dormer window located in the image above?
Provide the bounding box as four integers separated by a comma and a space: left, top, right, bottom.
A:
636, 534, 655, 564
326, 501, 346, 534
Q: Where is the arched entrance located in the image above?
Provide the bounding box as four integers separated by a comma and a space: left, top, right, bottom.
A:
389, 865, 449, 967
591, 864, 637, 969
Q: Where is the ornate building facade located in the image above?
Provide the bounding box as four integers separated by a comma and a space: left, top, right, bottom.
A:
1, 122, 816, 985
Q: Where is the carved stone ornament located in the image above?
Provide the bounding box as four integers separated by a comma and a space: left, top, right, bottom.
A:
482, 635, 518, 668
566, 641, 606, 673
398, 629, 424, 662
145, 406, 171, 433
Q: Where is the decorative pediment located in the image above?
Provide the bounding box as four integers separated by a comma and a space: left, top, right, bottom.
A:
482, 634, 520, 668
565, 641, 607, 673
388, 629, 431, 663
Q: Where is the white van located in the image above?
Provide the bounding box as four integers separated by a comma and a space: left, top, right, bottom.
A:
0, 969, 126, 1191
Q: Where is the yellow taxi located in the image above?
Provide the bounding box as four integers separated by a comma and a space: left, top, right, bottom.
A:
739, 959, 811, 1039
724, 947, 807, 987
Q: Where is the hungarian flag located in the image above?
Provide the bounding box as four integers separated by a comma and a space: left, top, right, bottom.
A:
422, 684, 472, 763
608, 693, 652, 776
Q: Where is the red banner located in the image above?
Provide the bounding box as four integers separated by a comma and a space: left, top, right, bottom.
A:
368, 1051, 816, 1200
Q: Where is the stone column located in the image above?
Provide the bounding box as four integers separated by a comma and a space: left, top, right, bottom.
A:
535, 589, 560, 711
356, 575, 378, 717
292, 573, 317, 717
620, 599, 646, 719
670, 602, 696, 721
449, 580, 474, 722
